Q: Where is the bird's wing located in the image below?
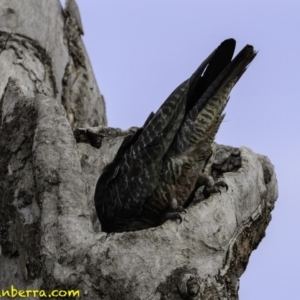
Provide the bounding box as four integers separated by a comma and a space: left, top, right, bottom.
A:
94, 77, 189, 228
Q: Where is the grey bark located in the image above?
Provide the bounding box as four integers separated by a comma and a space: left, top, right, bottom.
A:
0, 0, 106, 129
0, 1, 278, 299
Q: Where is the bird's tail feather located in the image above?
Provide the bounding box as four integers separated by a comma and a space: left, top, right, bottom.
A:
173, 44, 256, 154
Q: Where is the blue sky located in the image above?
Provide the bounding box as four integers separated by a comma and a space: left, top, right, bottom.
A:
69, 1, 300, 298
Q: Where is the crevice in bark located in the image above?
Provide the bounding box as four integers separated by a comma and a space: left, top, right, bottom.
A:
0, 79, 41, 282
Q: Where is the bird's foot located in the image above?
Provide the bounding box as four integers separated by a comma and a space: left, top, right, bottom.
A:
164, 199, 186, 224
203, 176, 228, 198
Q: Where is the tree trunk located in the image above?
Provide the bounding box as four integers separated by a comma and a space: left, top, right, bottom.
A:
0, 1, 278, 299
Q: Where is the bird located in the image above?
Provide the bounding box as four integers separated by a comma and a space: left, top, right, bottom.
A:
94, 39, 256, 233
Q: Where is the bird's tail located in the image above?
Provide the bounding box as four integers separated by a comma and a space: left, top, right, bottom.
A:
173, 42, 256, 156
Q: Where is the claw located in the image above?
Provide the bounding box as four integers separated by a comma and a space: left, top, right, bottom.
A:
165, 212, 183, 224
177, 206, 187, 214
178, 215, 183, 224
202, 178, 228, 199
215, 180, 228, 191
205, 186, 221, 194
163, 198, 185, 224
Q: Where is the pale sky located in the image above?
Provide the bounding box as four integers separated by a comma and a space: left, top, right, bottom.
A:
69, 1, 300, 298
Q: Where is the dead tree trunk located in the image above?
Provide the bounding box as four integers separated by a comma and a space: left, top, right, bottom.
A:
0, 1, 278, 299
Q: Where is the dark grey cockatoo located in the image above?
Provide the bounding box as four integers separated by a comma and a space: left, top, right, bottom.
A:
95, 39, 256, 233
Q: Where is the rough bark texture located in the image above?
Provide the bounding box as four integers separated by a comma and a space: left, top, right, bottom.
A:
0, 0, 106, 130
0, 1, 278, 299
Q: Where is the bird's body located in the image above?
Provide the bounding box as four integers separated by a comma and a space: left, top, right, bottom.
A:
95, 39, 256, 233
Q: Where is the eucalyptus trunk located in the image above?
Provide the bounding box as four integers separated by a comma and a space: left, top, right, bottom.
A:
0, 1, 278, 299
